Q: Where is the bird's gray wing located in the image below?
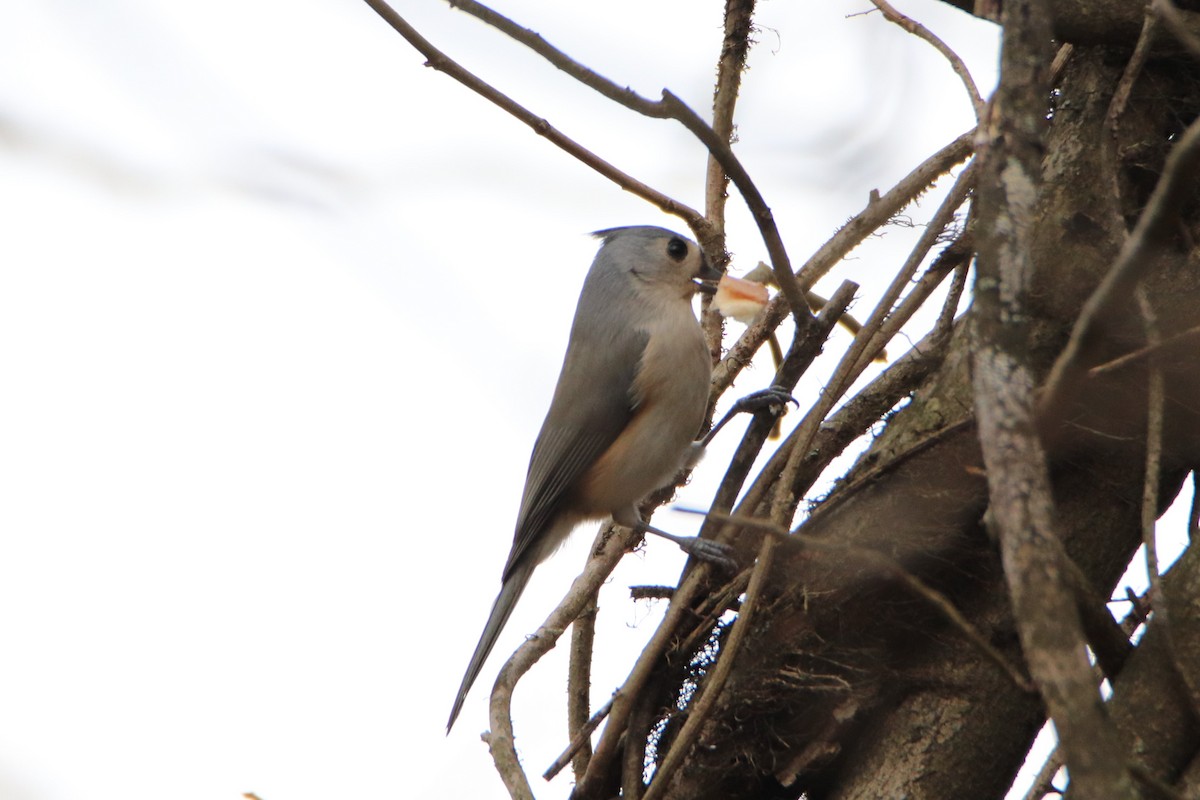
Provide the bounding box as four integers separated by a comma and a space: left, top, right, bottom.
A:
502, 324, 650, 580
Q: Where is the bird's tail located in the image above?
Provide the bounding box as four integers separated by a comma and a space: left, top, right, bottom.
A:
446, 558, 536, 732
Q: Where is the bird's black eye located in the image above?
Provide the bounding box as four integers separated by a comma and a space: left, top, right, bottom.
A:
666, 237, 688, 261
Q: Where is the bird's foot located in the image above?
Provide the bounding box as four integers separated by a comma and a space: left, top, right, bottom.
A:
702, 385, 797, 446
730, 386, 797, 417
642, 524, 737, 572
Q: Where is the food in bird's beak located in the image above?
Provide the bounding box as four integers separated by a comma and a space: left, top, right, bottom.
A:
712, 274, 769, 324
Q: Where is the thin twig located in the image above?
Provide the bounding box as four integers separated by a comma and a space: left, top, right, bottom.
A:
543, 698, 612, 782
702, 0, 759, 364
706, 0, 757, 225
769, 165, 976, 524
1050, 43, 1075, 84
445, 0, 667, 115
361, 0, 704, 226
1021, 748, 1066, 800
1138, 288, 1166, 626
933, 247, 972, 344
566, 593, 598, 780
1088, 323, 1200, 376
1101, 1, 1160, 232
867, 0, 985, 120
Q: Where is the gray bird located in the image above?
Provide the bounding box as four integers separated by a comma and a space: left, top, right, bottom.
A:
446, 225, 726, 732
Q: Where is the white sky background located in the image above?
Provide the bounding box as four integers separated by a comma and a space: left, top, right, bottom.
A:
1, 2, 1185, 799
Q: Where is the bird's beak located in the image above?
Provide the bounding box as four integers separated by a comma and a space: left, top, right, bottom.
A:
693, 257, 722, 294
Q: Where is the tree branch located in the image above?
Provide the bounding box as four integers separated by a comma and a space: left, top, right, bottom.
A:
566, 593, 598, 780
705, 0, 756, 227
867, 0, 985, 121
361, 0, 705, 226
768, 164, 975, 525
701, 0, 758, 360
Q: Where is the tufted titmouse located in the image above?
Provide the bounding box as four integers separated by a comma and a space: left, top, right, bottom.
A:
446, 226, 727, 732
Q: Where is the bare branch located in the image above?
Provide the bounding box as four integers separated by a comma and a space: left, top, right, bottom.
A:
1101, 1, 1160, 231
1137, 288, 1166, 625
543, 698, 611, 782
1087, 323, 1200, 377
566, 593, 598, 780
360, 0, 704, 226
701, 0, 758, 360
445, 0, 666, 115
768, 164, 976, 525
867, 0, 986, 120
932, 241, 973, 341
1021, 749, 1066, 800
706, 0, 757, 225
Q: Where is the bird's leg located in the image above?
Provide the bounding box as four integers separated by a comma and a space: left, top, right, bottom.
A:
701, 385, 797, 447
639, 523, 738, 572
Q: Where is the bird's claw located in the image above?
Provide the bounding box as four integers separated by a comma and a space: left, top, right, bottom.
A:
731, 386, 797, 418
641, 524, 738, 572
700, 386, 798, 448
676, 536, 738, 572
